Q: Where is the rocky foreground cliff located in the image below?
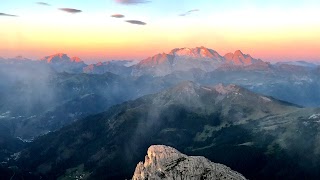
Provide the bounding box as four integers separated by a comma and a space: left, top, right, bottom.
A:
132, 145, 247, 180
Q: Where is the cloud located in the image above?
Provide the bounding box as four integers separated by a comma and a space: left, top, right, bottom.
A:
115, 0, 150, 5
36, 2, 50, 6
0, 13, 18, 17
179, 9, 199, 16
125, 20, 147, 25
59, 8, 82, 14
111, 14, 125, 18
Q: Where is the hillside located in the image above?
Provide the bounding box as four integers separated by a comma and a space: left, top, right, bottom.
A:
14, 82, 320, 179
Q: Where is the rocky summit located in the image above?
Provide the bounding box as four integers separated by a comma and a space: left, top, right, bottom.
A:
133, 145, 247, 180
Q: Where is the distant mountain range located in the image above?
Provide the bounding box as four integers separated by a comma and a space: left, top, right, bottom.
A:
0, 47, 320, 179
0, 47, 319, 142
275, 61, 318, 68
0, 50, 319, 136
1, 47, 318, 77
132, 47, 267, 76
0, 53, 136, 75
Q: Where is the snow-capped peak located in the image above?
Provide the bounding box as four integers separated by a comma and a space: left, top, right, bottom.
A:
132, 47, 267, 77
169, 46, 221, 59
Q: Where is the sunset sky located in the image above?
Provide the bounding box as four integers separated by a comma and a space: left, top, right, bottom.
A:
0, 0, 320, 62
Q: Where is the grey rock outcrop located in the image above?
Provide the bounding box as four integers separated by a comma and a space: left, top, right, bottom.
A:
132, 145, 247, 180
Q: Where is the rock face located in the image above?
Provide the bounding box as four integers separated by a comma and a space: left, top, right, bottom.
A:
40, 53, 86, 73
223, 50, 261, 66
132, 145, 247, 180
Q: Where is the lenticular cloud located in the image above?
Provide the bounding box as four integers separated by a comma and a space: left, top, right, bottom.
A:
115, 0, 150, 5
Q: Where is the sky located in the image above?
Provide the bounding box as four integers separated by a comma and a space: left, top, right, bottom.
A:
0, 0, 320, 62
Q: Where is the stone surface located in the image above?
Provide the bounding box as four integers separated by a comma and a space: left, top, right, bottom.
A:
132, 145, 247, 180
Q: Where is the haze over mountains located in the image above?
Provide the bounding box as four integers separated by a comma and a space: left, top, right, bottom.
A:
3, 47, 319, 77
12, 82, 320, 179
0, 46, 320, 179
2, 47, 318, 76
0, 46, 319, 139
7, 47, 319, 107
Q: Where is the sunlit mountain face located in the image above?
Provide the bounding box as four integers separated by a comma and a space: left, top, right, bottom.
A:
1, 0, 320, 180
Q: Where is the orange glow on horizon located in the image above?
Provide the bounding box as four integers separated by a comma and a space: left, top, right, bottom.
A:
0, 8, 320, 63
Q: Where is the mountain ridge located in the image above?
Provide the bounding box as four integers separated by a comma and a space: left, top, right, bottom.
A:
2, 48, 318, 77
132, 47, 267, 76
14, 81, 319, 180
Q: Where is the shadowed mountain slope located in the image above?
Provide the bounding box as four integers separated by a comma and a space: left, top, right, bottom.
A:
14, 82, 320, 179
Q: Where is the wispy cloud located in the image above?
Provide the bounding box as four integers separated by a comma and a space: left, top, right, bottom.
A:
179, 9, 199, 16
111, 14, 125, 18
125, 20, 147, 25
0, 13, 18, 17
59, 8, 82, 14
115, 0, 150, 5
36, 2, 50, 6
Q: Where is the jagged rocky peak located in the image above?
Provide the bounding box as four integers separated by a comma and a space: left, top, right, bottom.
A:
41, 53, 83, 63
70, 56, 82, 63
139, 46, 222, 66
234, 50, 245, 56
224, 50, 246, 59
132, 145, 247, 180
223, 50, 262, 66
41, 53, 68, 63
